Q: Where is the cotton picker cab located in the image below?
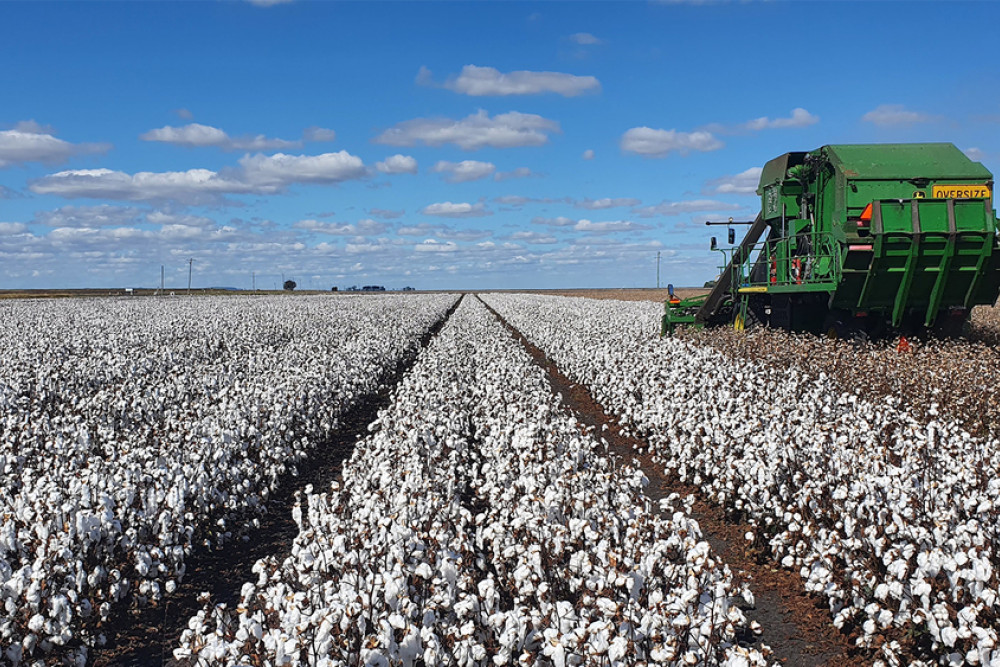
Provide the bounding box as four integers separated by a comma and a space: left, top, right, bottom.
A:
662, 143, 1000, 338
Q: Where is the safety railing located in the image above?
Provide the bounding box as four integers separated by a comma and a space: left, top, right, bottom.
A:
715, 231, 843, 290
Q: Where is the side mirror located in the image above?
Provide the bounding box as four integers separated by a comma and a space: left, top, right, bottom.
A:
728, 228, 736, 245
710, 236, 717, 250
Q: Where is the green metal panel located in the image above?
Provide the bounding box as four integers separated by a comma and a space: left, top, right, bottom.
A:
669, 142, 1000, 334
845, 198, 998, 325
823, 144, 992, 181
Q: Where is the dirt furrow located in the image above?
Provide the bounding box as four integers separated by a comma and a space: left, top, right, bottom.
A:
91, 295, 463, 667
477, 295, 857, 667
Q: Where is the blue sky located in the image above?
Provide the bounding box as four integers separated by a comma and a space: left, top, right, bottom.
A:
2, 1, 999, 290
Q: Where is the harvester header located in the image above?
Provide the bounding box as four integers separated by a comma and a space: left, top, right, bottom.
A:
663, 143, 1000, 337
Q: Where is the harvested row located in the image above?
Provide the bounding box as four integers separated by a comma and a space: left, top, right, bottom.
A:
0, 294, 455, 665
176, 295, 767, 666
677, 309, 1000, 440
482, 293, 1000, 667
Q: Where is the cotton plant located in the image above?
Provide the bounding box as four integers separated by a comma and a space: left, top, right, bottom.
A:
0, 294, 455, 665
177, 296, 767, 666
483, 294, 1000, 666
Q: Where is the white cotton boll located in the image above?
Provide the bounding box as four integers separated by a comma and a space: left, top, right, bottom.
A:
607, 636, 628, 662
980, 589, 997, 607
595, 597, 617, 616
28, 614, 45, 633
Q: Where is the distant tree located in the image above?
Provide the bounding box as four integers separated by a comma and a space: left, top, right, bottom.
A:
283, 280, 297, 291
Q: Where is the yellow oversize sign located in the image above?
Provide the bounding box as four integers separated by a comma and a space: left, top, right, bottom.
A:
932, 184, 991, 199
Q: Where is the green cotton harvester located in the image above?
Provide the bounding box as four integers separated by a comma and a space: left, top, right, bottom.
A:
662, 143, 1000, 338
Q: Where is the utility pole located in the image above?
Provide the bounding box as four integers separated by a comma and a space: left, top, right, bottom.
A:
252, 271, 256, 292
656, 251, 661, 289
187, 258, 194, 293
160, 265, 164, 293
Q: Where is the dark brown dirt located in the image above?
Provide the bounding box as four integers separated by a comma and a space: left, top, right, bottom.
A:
88, 296, 463, 667
477, 295, 859, 666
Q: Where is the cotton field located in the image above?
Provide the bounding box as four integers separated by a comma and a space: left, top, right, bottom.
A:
4, 291, 1000, 667
0, 294, 454, 665
175, 296, 764, 667
482, 294, 1000, 667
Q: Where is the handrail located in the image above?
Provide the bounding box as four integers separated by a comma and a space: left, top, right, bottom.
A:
715, 231, 842, 289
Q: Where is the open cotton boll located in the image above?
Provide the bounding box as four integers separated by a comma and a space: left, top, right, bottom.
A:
483, 292, 1000, 665
0, 294, 457, 663
175, 296, 767, 666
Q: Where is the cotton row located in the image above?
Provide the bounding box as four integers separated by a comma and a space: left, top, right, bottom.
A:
175, 295, 767, 666
677, 311, 1000, 440
0, 294, 454, 665
482, 294, 1000, 667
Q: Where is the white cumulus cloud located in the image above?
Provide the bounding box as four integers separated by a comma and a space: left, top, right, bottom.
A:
428, 64, 600, 97
633, 199, 741, 218
576, 197, 640, 210
509, 231, 558, 244
421, 201, 491, 218
432, 160, 496, 183
742, 107, 818, 131
494, 167, 535, 182
704, 108, 819, 134
531, 216, 577, 227
574, 219, 648, 233
703, 167, 763, 195
375, 154, 418, 174
375, 109, 560, 150
30, 168, 263, 203
294, 218, 387, 236
0, 222, 27, 235
414, 239, 460, 253
237, 151, 367, 187
368, 207, 405, 219
0, 123, 110, 168
34, 205, 143, 228
862, 104, 935, 126
140, 123, 302, 151
964, 147, 987, 161
582, 149, 595, 160
620, 127, 722, 157
31, 150, 367, 204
